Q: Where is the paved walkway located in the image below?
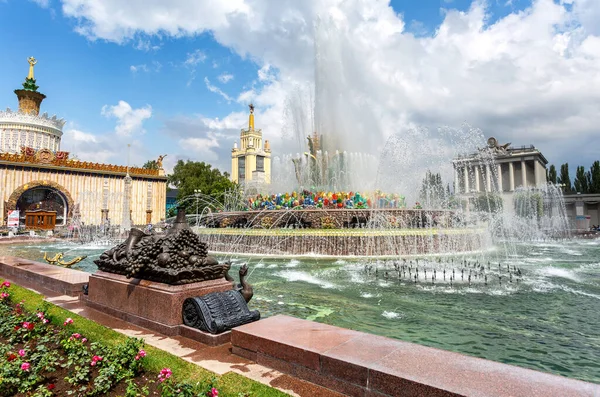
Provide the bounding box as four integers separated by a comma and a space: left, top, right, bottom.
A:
5, 276, 344, 397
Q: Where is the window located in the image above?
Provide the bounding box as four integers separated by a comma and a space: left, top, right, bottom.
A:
256, 156, 264, 172
238, 157, 245, 181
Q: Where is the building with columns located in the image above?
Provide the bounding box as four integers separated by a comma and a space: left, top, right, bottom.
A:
1, 58, 167, 229
453, 137, 548, 197
231, 104, 271, 186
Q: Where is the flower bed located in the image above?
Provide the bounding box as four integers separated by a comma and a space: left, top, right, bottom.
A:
0, 281, 287, 397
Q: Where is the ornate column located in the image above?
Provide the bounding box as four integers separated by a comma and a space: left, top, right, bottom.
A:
509, 162, 515, 191
533, 161, 539, 188
486, 165, 492, 192
497, 164, 503, 192
474, 165, 481, 192
464, 166, 470, 193
521, 160, 527, 188
454, 165, 460, 194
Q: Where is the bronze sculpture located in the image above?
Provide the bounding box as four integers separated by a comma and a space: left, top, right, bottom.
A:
94, 208, 230, 285
182, 260, 259, 334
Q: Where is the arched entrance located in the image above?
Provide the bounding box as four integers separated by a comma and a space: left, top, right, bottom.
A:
6, 181, 73, 228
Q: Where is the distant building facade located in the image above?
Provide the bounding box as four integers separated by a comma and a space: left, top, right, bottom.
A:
231, 104, 271, 187
453, 137, 548, 196
1, 58, 167, 229
563, 194, 600, 228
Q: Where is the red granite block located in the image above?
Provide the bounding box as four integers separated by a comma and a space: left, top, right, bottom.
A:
87, 271, 232, 326
232, 315, 362, 371
179, 325, 230, 347
364, 391, 391, 397
321, 334, 402, 387
230, 329, 263, 353
256, 352, 296, 375
368, 343, 600, 397
231, 346, 257, 362
0, 256, 89, 296
293, 365, 366, 397
369, 369, 457, 397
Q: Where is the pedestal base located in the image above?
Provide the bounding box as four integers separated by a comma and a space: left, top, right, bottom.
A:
85, 271, 233, 342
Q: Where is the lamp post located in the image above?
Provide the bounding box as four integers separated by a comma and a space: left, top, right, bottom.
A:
194, 189, 201, 227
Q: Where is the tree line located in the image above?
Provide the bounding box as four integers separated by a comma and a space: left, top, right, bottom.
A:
546, 161, 600, 194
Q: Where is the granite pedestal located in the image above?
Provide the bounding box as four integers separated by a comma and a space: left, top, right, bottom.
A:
85, 271, 233, 344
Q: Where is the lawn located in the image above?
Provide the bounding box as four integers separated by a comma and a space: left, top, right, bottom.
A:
0, 279, 289, 397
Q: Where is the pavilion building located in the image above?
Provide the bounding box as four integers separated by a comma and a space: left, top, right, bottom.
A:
0, 58, 167, 229
453, 137, 548, 196
231, 104, 271, 187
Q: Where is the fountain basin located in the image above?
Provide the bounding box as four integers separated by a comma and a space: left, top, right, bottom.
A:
197, 227, 489, 257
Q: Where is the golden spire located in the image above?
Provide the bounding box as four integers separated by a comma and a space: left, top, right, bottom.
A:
248, 103, 255, 131
27, 57, 37, 80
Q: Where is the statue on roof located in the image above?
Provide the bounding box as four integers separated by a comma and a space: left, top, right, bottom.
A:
156, 154, 167, 169
481, 137, 511, 156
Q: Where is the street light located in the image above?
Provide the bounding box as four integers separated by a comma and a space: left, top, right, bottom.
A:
194, 189, 201, 227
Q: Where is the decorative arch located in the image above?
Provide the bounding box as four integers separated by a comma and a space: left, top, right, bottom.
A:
6, 180, 74, 220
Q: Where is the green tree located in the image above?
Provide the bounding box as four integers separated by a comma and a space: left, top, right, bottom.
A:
547, 164, 557, 184
473, 193, 503, 213
589, 161, 600, 194
419, 171, 447, 208
168, 160, 236, 213
143, 160, 159, 170
574, 166, 590, 194
557, 163, 572, 193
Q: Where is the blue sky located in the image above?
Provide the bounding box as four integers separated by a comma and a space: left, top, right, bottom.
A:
0, 0, 599, 186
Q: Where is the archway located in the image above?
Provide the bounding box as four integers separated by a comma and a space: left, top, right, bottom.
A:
6, 181, 73, 227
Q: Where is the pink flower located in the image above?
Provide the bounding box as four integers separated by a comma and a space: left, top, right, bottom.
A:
22, 322, 34, 330
138, 349, 146, 358
63, 318, 73, 326
42, 319, 49, 324
1, 292, 8, 299
21, 362, 30, 371
91, 355, 103, 366
158, 368, 172, 382
208, 387, 219, 397
72, 333, 81, 339
36, 312, 44, 319
18, 349, 25, 357
1, 281, 10, 288
82, 338, 87, 343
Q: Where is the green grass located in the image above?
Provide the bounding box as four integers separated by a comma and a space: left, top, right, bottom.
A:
1, 279, 289, 397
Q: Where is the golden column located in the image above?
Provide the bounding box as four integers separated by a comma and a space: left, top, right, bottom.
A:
14, 57, 47, 115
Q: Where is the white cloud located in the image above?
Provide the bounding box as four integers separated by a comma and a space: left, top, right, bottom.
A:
101, 100, 152, 136
55, 0, 600, 193
30, 0, 50, 8
204, 77, 233, 102
129, 64, 148, 73
130, 61, 161, 73
184, 49, 207, 67
218, 73, 234, 83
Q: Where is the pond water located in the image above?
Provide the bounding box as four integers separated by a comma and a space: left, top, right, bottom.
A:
1, 238, 599, 383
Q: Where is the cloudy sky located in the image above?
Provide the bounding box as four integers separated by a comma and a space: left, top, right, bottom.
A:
1, 0, 599, 186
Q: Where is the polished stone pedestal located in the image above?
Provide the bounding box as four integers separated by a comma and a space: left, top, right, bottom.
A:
85, 271, 232, 343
